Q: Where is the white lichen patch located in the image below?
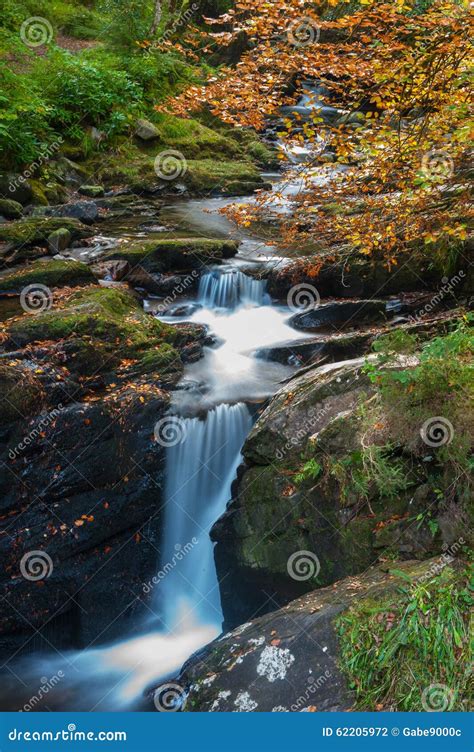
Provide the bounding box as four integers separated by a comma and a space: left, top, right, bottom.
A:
233, 691, 258, 712
209, 690, 231, 712
201, 674, 217, 687
248, 636, 265, 647
256, 645, 295, 682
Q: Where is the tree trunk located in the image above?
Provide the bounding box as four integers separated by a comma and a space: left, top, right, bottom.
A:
150, 0, 163, 36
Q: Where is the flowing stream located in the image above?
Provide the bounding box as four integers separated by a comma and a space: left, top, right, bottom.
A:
2, 175, 317, 711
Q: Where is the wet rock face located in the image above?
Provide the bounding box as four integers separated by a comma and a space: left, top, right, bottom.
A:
0, 390, 169, 658
211, 356, 451, 629
178, 560, 439, 712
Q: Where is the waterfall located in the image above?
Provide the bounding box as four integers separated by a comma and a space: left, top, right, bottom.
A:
198, 269, 269, 309
158, 403, 253, 630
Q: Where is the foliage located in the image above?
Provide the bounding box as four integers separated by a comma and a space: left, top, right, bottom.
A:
337, 565, 473, 710
166, 0, 472, 267
364, 318, 474, 485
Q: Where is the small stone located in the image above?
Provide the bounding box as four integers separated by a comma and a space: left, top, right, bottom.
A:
47, 228, 72, 253
78, 185, 105, 198
135, 118, 160, 141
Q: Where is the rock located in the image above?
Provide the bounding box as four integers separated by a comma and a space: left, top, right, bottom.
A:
0, 286, 195, 655
177, 559, 457, 712
0, 217, 92, 255
0, 199, 23, 220
135, 118, 160, 141
47, 201, 100, 225
288, 300, 386, 333
0, 392, 169, 654
211, 353, 459, 628
0, 260, 95, 293
267, 248, 467, 299
47, 228, 72, 254
103, 238, 239, 273
0, 174, 33, 205
50, 157, 89, 186
78, 185, 105, 198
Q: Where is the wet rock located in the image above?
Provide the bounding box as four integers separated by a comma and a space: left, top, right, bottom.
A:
289, 300, 386, 333
0, 259, 95, 293
0, 217, 91, 255
45, 201, 100, 225
103, 238, 239, 273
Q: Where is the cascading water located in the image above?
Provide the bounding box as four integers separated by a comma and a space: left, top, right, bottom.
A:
159, 403, 253, 630
198, 269, 270, 309
1, 169, 316, 712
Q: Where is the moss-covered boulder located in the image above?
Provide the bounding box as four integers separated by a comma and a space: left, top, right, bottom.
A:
4, 286, 184, 380
103, 237, 239, 273
0, 217, 91, 250
0, 199, 23, 220
212, 354, 471, 628
0, 260, 95, 293
176, 559, 470, 712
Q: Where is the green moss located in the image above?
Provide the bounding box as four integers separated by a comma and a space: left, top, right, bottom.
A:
0, 260, 95, 292
6, 286, 182, 378
184, 159, 267, 195
29, 179, 49, 206
103, 237, 239, 272
0, 217, 91, 248
142, 114, 242, 160
337, 564, 473, 711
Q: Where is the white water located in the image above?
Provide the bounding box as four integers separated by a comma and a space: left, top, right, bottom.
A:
3, 167, 320, 712
198, 269, 270, 309
160, 403, 253, 629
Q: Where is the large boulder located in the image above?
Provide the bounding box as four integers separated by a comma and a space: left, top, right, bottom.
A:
177, 559, 468, 712
211, 356, 467, 628
0, 174, 33, 205
103, 238, 239, 273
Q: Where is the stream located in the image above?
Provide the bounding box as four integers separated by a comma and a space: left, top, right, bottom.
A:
1, 169, 319, 711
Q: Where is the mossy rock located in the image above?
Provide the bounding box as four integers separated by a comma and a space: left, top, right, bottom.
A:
0, 199, 23, 220
5, 286, 182, 379
103, 237, 239, 272
0, 260, 95, 293
184, 159, 267, 195
0, 217, 91, 249
0, 362, 44, 422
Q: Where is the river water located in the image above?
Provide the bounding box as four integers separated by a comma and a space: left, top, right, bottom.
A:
1, 174, 318, 711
